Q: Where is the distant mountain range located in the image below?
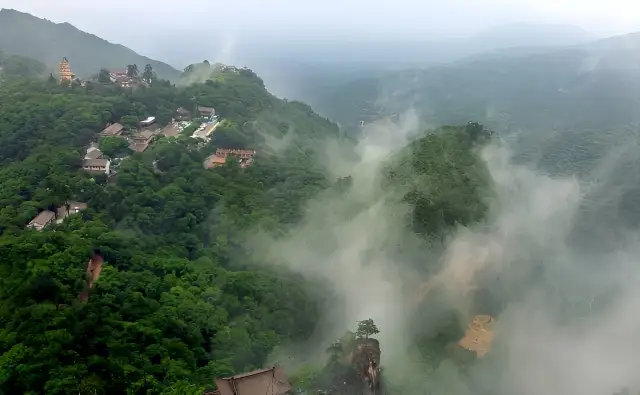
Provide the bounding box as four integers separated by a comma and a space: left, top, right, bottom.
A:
308, 30, 640, 134
294, 28, 640, 241
0, 9, 181, 81
229, 23, 599, 100
0, 8, 602, 93
150, 23, 597, 70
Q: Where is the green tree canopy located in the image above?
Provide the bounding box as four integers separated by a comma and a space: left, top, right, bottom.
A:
355, 319, 380, 340
126, 63, 139, 78
98, 136, 129, 157
0, 63, 494, 394
142, 63, 155, 83
97, 68, 110, 83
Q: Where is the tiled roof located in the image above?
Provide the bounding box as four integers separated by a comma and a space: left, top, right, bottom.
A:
163, 124, 180, 137
29, 210, 55, 226
101, 123, 123, 136
85, 148, 103, 160
136, 130, 154, 140
204, 154, 227, 168
129, 142, 149, 152
83, 158, 109, 167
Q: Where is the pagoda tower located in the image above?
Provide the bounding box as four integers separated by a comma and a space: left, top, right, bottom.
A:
59, 57, 75, 82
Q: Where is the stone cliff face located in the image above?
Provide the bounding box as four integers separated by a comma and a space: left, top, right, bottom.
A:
346, 338, 381, 394
346, 338, 380, 368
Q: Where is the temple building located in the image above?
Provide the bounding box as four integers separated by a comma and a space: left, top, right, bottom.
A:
204, 148, 256, 169
458, 315, 495, 357
214, 367, 291, 395
59, 57, 75, 83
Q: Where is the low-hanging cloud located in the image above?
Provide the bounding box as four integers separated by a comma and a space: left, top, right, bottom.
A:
249, 112, 640, 395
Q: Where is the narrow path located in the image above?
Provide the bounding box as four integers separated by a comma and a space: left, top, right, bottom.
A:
78, 250, 103, 301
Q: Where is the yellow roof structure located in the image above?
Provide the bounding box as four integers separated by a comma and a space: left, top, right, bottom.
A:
458, 315, 495, 357
59, 57, 75, 81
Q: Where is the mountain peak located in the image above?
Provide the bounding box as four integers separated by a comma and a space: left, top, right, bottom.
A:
0, 9, 180, 81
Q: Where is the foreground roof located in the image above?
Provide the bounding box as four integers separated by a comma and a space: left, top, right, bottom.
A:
215, 367, 291, 395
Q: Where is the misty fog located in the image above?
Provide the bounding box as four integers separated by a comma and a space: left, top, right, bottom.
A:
4, 1, 640, 394
245, 111, 640, 395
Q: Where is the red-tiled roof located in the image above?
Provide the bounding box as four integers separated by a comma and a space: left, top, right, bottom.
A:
204, 154, 227, 169
215, 148, 256, 158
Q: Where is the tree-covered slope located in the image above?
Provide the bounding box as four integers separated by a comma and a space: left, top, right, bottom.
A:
0, 55, 503, 393
0, 49, 46, 79
383, 123, 492, 238
0, 9, 181, 81
0, 66, 341, 394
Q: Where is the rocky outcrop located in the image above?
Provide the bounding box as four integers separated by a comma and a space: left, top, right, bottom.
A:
346, 338, 381, 395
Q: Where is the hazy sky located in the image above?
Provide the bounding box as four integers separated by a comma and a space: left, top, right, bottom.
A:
3, 0, 640, 44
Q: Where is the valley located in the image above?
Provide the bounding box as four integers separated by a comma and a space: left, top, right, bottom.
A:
0, 5, 639, 395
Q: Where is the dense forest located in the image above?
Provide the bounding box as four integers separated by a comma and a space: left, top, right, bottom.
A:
0, 58, 496, 394
0, 49, 46, 79
1, 5, 638, 394
0, 67, 339, 394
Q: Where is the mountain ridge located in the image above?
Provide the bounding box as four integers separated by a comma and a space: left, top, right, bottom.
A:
308, 28, 640, 134
0, 8, 181, 81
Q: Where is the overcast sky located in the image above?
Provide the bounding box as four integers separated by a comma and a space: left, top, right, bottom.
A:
3, 0, 640, 40
3, 0, 640, 67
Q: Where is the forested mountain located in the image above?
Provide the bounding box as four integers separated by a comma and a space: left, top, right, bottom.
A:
0, 49, 502, 393
2, 34, 635, 395
304, 30, 640, 188
0, 50, 46, 79
0, 9, 181, 81
309, 31, 640, 138
1, 5, 638, 393
0, 66, 343, 393
143, 23, 596, 73
195, 24, 597, 103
